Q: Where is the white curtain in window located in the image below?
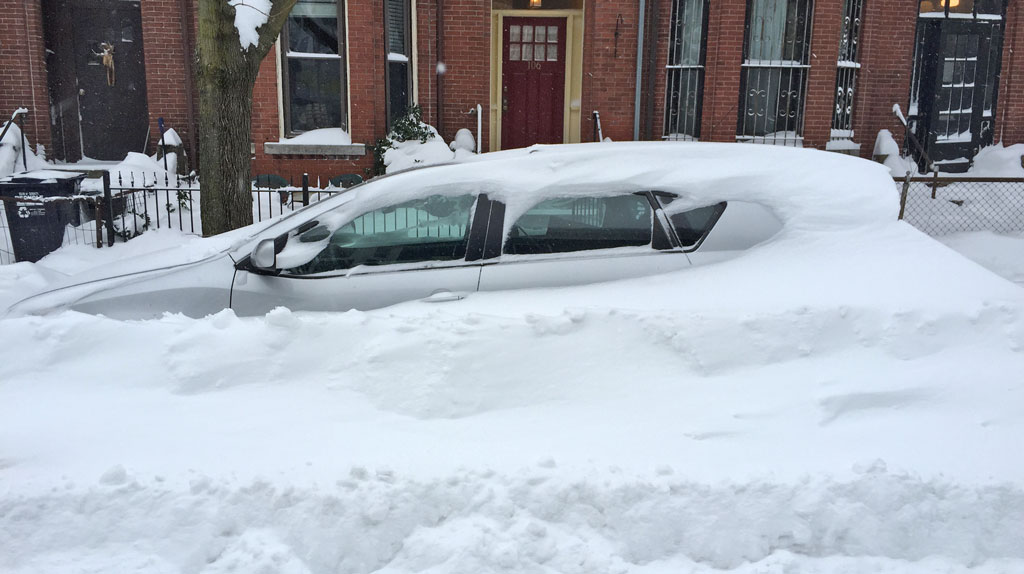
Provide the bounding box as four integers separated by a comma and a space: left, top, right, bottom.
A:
748, 0, 787, 62
292, 0, 336, 17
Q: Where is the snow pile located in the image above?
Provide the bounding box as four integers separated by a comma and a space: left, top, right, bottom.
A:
939, 231, 1024, 285
873, 129, 917, 177
383, 124, 459, 173
1, 142, 1023, 573
370, 143, 897, 235
159, 127, 183, 147
277, 127, 353, 146
78, 151, 179, 194
449, 128, 476, 153
970, 142, 1024, 177
384, 124, 477, 174
227, 0, 271, 50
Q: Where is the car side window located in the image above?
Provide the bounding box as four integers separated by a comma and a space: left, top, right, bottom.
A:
284, 194, 476, 275
656, 196, 727, 248
504, 195, 653, 255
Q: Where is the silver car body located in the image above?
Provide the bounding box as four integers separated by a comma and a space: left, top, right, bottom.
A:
8, 142, 897, 319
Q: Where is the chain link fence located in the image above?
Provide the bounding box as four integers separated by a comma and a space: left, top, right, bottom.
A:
896, 176, 1024, 236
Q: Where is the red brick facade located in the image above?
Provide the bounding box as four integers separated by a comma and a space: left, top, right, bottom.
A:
1, 0, 51, 152
3, 0, 1024, 179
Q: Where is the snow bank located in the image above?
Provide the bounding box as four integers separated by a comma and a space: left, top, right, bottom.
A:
873, 129, 917, 177
383, 124, 459, 173
3, 469, 1023, 574
354, 142, 897, 239
970, 142, 1024, 177
2, 142, 1023, 574
227, 0, 271, 50
938, 231, 1024, 285
449, 128, 476, 153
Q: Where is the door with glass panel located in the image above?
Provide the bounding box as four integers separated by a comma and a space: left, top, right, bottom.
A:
910, 1, 1005, 170
501, 17, 567, 149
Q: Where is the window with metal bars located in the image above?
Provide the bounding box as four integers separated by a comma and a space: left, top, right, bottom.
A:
386, 0, 413, 125
831, 0, 863, 140
663, 0, 708, 140
281, 0, 347, 135
737, 0, 813, 146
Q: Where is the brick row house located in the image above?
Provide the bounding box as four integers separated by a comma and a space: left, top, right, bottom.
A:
1, 0, 1022, 178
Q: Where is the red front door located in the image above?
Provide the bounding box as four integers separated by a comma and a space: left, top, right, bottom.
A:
501, 17, 566, 150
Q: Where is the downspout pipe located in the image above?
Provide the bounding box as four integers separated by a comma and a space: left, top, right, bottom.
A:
633, 0, 646, 140
180, 0, 198, 170
436, 0, 445, 136
644, 0, 659, 140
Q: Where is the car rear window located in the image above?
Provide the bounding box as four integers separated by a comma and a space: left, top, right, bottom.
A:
504, 195, 653, 255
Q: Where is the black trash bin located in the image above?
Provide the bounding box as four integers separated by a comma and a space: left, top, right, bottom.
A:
0, 171, 87, 263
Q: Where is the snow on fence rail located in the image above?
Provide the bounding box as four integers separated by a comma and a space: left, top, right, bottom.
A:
895, 176, 1024, 237
0, 171, 349, 265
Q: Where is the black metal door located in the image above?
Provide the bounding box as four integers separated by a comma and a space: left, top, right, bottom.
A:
72, 0, 149, 160
914, 18, 1002, 171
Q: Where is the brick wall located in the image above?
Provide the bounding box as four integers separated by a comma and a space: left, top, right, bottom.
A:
435, 0, 491, 147
140, 0, 198, 162
802, 0, 842, 150
582, 0, 640, 142
701, 0, 745, 142
853, 0, 918, 157
0, 0, 51, 152
997, 0, 1024, 144
7, 0, 1024, 179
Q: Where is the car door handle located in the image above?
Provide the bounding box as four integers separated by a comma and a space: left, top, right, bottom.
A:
421, 290, 465, 303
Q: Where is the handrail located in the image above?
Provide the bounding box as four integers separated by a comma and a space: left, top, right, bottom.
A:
892, 104, 934, 174
0, 108, 30, 173
0, 108, 28, 146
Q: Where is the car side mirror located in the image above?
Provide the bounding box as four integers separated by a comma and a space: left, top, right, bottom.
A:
251, 238, 278, 270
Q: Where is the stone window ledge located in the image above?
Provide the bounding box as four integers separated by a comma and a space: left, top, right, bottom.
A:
263, 142, 366, 157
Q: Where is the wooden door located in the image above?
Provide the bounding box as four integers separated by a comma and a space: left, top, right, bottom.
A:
501, 17, 566, 150
72, 0, 150, 160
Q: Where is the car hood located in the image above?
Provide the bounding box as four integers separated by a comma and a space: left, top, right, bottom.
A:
3, 223, 268, 317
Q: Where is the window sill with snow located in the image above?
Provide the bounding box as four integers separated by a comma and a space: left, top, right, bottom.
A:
263, 128, 365, 157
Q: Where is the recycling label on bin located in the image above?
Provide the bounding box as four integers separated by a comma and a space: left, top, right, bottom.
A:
14, 192, 47, 218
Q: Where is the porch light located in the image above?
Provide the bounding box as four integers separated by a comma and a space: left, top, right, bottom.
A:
529, 0, 542, 8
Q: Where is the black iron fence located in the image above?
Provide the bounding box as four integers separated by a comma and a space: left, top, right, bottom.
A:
896, 176, 1024, 236
1, 171, 348, 265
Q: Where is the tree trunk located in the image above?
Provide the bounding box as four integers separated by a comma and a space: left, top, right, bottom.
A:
197, 0, 295, 236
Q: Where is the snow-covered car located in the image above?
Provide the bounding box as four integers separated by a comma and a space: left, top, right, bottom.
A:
6, 142, 896, 319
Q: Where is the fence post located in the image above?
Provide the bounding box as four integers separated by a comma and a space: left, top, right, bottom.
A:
17, 114, 27, 172
94, 197, 104, 249
898, 171, 911, 220
103, 171, 115, 247
930, 168, 939, 200
302, 173, 309, 206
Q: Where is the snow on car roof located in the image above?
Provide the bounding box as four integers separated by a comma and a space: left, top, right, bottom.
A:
307, 142, 898, 237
